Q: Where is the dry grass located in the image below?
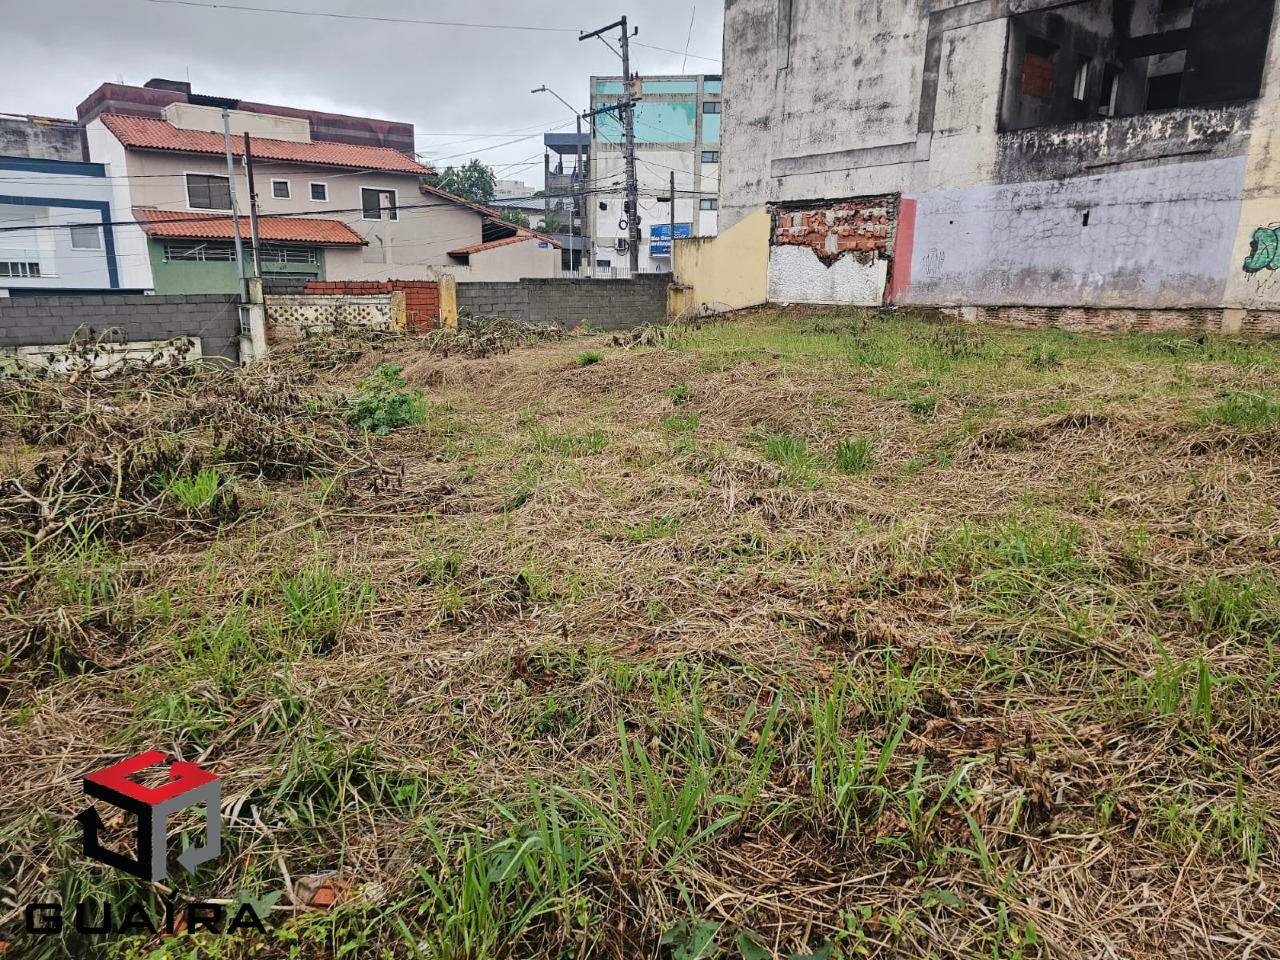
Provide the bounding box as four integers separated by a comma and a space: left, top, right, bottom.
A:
2, 310, 1279, 959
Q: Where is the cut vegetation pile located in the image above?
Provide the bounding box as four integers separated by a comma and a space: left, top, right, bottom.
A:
2, 313, 1278, 959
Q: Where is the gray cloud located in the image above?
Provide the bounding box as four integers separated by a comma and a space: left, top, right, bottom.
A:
0, 0, 722, 189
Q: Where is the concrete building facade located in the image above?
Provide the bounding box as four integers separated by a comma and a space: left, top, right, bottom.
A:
708, 0, 1280, 328
589, 74, 722, 274
0, 152, 127, 297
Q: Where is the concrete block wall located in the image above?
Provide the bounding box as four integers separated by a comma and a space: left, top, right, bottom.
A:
0, 294, 242, 361
457, 275, 669, 332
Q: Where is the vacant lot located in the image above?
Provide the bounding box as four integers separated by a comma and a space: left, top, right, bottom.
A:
2, 311, 1279, 959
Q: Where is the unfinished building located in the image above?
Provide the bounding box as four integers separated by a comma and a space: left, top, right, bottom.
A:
706, 0, 1280, 332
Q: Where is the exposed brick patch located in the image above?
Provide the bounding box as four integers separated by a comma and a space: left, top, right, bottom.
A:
772, 195, 898, 265
1020, 53, 1055, 99
302, 280, 440, 329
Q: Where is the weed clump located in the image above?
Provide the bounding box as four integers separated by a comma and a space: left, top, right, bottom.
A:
1206, 390, 1280, 428
833, 436, 876, 474
346, 364, 428, 435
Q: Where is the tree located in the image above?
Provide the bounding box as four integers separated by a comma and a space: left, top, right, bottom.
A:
498, 208, 530, 228
430, 159, 496, 203
541, 210, 567, 234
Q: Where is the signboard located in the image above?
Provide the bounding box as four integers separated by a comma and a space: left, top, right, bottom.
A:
649, 223, 693, 257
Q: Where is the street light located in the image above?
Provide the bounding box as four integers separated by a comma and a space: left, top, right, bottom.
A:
532, 85, 586, 274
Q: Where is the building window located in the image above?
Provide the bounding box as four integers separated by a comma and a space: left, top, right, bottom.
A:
1002, 0, 1276, 131
1072, 57, 1090, 102
700, 150, 720, 163
0, 261, 40, 278
699, 198, 718, 211
70, 225, 102, 250
596, 259, 612, 269
271, 180, 291, 199
703, 101, 721, 114
163, 240, 237, 262
362, 188, 398, 221
310, 182, 328, 202
186, 173, 232, 210
261, 245, 319, 264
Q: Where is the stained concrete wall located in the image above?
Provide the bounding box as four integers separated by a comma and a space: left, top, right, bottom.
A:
719, 0, 1280, 313
0, 117, 85, 162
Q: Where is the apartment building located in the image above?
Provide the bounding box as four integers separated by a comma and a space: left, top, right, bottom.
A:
588, 74, 721, 273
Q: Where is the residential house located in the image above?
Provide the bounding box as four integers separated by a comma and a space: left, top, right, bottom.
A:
588, 75, 721, 274
0, 116, 131, 296
701, 0, 1280, 330
79, 80, 559, 293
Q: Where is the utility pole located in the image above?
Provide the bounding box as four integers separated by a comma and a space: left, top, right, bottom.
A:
580, 16, 640, 274
220, 108, 247, 297
669, 170, 676, 275
575, 112, 584, 272
241, 132, 262, 281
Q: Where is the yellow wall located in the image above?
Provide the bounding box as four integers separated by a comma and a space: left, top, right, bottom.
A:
670, 207, 770, 316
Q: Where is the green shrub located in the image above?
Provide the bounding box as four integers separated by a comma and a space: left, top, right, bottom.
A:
346, 365, 428, 435
576, 351, 604, 367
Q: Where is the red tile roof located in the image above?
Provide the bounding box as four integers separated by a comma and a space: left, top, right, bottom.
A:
448, 234, 560, 258
101, 114, 432, 175
133, 207, 366, 245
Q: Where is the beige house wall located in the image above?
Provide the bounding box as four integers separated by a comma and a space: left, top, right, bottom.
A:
111, 143, 484, 282
452, 239, 560, 283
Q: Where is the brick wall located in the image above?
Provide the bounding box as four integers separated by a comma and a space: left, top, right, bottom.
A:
457, 274, 669, 332
773, 195, 898, 263
302, 280, 440, 329
954, 305, 1280, 336
0, 294, 242, 361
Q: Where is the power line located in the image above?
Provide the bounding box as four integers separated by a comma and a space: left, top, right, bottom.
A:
144, 0, 580, 33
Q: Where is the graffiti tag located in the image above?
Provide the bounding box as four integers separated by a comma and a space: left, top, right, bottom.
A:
1243, 224, 1280, 273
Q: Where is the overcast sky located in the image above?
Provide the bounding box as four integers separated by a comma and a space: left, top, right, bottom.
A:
1, 0, 723, 190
